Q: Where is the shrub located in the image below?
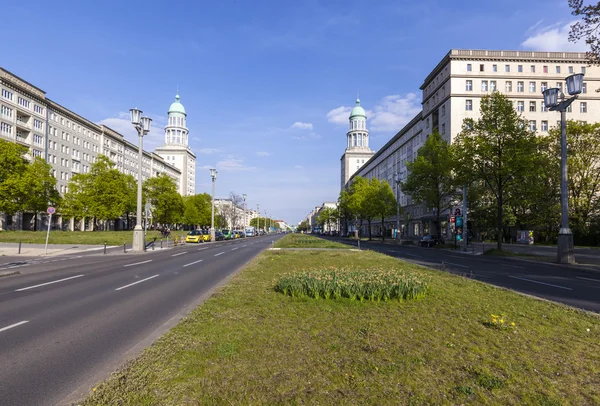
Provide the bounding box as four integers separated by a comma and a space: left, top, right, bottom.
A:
274, 267, 428, 302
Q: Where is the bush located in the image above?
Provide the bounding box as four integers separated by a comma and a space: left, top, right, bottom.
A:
274, 267, 428, 302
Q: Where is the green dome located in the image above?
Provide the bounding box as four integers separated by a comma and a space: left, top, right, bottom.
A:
169, 94, 186, 115
349, 98, 366, 119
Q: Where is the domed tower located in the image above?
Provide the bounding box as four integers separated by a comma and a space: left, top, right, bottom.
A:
155, 93, 197, 196
340, 98, 374, 190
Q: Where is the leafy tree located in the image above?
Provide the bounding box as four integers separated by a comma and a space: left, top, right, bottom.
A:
317, 207, 338, 232
0, 140, 29, 215
371, 179, 396, 241
144, 174, 184, 225
215, 213, 228, 229
122, 174, 138, 230
87, 155, 130, 228
21, 158, 61, 231
452, 91, 539, 250
297, 220, 310, 232
401, 130, 457, 239
61, 173, 91, 221
183, 196, 202, 227
250, 216, 269, 229
338, 188, 355, 235
569, 0, 600, 65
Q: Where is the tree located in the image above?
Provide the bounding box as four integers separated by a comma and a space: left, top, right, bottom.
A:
0, 140, 29, 215
569, 0, 600, 66
220, 192, 244, 229
215, 211, 228, 229
317, 207, 338, 232
338, 188, 355, 235
298, 220, 310, 232
183, 196, 202, 227
453, 91, 539, 250
144, 174, 184, 225
61, 173, 91, 222
87, 155, 130, 228
21, 158, 61, 231
122, 174, 138, 230
401, 130, 458, 239
371, 179, 396, 241
250, 217, 267, 229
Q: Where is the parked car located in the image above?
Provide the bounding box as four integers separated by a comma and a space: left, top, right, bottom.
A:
215, 231, 225, 241
201, 229, 212, 242
185, 229, 203, 244
222, 229, 233, 240
419, 235, 440, 247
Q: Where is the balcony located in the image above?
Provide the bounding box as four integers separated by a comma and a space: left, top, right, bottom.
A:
16, 115, 32, 131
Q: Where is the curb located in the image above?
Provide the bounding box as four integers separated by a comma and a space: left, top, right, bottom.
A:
0, 270, 20, 278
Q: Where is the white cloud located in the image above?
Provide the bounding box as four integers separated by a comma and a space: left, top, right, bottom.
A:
256, 151, 270, 156
326, 93, 421, 133
197, 148, 222, 154
98, 112, 166, 151
521, 20, 587, 52
216, 155, 257, 172
326, 106, 351, 125
291, 121, 313, 130
294, 165, 303, 169
292, 132, 322, 141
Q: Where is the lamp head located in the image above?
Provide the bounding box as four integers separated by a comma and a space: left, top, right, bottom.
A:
140, 116, 152, 134
542, 88, 560, 108
130, 108, 142, 126
566, 73, 584, 96
210, 168, 217, 180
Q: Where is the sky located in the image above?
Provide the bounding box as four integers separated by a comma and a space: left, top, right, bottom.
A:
0, 0, 588, 224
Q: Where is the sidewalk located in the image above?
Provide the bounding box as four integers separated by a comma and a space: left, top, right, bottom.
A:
0, 242, 117, 257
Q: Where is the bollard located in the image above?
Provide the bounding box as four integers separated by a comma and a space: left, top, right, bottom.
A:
358, 239, 361, 250
124, 243, 126, 253
18, 241, 22, 254
104, 242, 107, 255
161, 238, 163, 249
167, 237, 169, 248
152, 241, 155, 250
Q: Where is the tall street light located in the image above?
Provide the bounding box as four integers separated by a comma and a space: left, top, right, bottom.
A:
542, 72, 584, 264
210, 168, 217, 242
129, 108, 152, 252
257, 204, 260, 235
242, 193, 247, 228
393, 172, 401, 243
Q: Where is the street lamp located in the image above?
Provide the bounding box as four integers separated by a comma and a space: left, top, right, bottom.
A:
542, 73, 584, 264
242, 193, 247, 228
393, 173, 401, 243
257, 204, 260, 235
130, 107, 152, 252
210, 168, 217, 242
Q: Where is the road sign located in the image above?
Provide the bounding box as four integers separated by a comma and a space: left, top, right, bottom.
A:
145, 203, 151, 210
47, 207, 55, 215
453, 208, 461, 216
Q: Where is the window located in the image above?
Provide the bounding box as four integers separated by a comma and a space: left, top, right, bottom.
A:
479, 64, 484, 72
490, 80, 497, 91
529, 101, 536, 112
582, 66, 586, 74
505, 81, 512, 92
1, 105, 12, 117
581, 102, 587, 113
541, 82, 548, 92
517, 101, 524, 112
17, 97, 30, 108
529, 120, 536, 131
517, 81, 524, 92
583, 82, 587, 93
567, 104, 572, 113
1, 89, 13, 100
493, 64, 497, 72
556, 82, 563, 91
569, 66, 574, 73
466, 100, 473, 111
467, 63, 472, 72
441, 123, 446, 134
34, 119, 43, 130
518, 65, 523, 72
541, 121, 548, 131
531, 65, 536, 73
441, 105, 446, 116
542, 101, 547, 112
33, 134, 43, 144
34, 105, 44, 114
0, 122, 12, 134
466, 80, 472, 91
481, 80, 488, 91
556, 66, 561, 74
505, 64, 510, 72
529, 82, 536, 92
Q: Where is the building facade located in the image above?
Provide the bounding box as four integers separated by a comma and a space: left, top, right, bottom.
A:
213, 198, 258, 230
340, 98, 375, 190
155, 94, 196, 196
0, 67, 183, 231
344, 49, 600, 239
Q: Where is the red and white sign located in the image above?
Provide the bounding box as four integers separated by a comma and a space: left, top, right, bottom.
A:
47, 206, 55, 215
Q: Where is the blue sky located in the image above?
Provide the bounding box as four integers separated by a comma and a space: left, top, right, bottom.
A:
0, 0, 586, 223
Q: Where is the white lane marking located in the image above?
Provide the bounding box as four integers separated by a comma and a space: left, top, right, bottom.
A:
214, 252, 225, 257
576, 276, 600, 283
441, 261, 469, 269
115, 275, 159, 291
215, 245, 222, 247
197, 247, 209, 251
183, 259, 203, 268
124, 260, 153, 268
402, 253, 420, 257
503, 264, 525, 269
172, 251, 188, 257
15, 274, 85, 292
242, 245, 247, 247
231, 247, 238, 251
0, 321, 29, 333
509, 276, 573, 290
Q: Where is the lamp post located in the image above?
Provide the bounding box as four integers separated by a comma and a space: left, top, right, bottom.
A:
210, 168, 217, 242
129, 108, 152, 252
542, 72, 584, 264
242, 193, 247, 228
257, 204, 260, 235
265, 210, 268, 234
393, 173, 401, 243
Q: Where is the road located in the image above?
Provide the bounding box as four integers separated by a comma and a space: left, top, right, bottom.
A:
0, 234, 283, 406
325, 236, 600, 314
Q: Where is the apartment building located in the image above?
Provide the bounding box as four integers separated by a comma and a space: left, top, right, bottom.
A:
0, 68, 181, 231
344, 49, 600, 239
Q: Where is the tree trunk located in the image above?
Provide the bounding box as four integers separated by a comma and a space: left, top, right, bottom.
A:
368, 220, 372, 240
436, 204, 442, 241
497, 187, 503, 251
33, 212, 38, 231
381, 215, 386, 241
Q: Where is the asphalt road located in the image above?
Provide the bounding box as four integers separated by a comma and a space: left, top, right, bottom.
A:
0, 234, 283, 406
325, 236, 600, 314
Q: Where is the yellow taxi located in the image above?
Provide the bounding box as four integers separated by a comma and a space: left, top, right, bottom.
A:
201, 229, 212, 242
185, 229, 203, 243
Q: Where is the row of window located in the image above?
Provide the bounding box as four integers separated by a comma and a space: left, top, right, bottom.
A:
464, 99, 588, 113
466, 79, 588, 94
467, 63, 586, 75
350, 120, 366, 131
1, 105, 13, 117
168, 116, 186, 127
0, 121, 12, 134
348, 133, 368, 148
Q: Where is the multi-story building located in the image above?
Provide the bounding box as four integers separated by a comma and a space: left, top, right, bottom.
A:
213, 199, 258, 229
340, 98, 375, 189
343, 49, 600, 239
301, 202, 339, 233
0, 67, 183, 231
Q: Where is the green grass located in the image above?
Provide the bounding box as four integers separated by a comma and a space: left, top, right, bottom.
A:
274, 233, 351, 249
81, 236, 600, 405
0, 230, 188, 246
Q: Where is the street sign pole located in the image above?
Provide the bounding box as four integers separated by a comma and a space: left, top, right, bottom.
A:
45, 206, 55, 255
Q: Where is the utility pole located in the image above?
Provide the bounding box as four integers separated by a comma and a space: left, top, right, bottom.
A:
463, 185, 468, 252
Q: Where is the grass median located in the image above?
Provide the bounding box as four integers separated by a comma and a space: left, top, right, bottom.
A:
274, 233, 351, 249
0, 230, 188, 246
82, 235, 600, 405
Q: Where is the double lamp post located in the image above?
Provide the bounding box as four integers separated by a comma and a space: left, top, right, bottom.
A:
129, 108, 152, 252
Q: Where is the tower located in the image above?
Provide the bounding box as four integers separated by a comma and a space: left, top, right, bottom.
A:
155, 93, 197, 196
340, 98, 374, 190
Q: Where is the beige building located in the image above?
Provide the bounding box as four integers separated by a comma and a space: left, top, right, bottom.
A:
0, 67, 181, 231
345, 49, 600, 239
340, 98, 375, 190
